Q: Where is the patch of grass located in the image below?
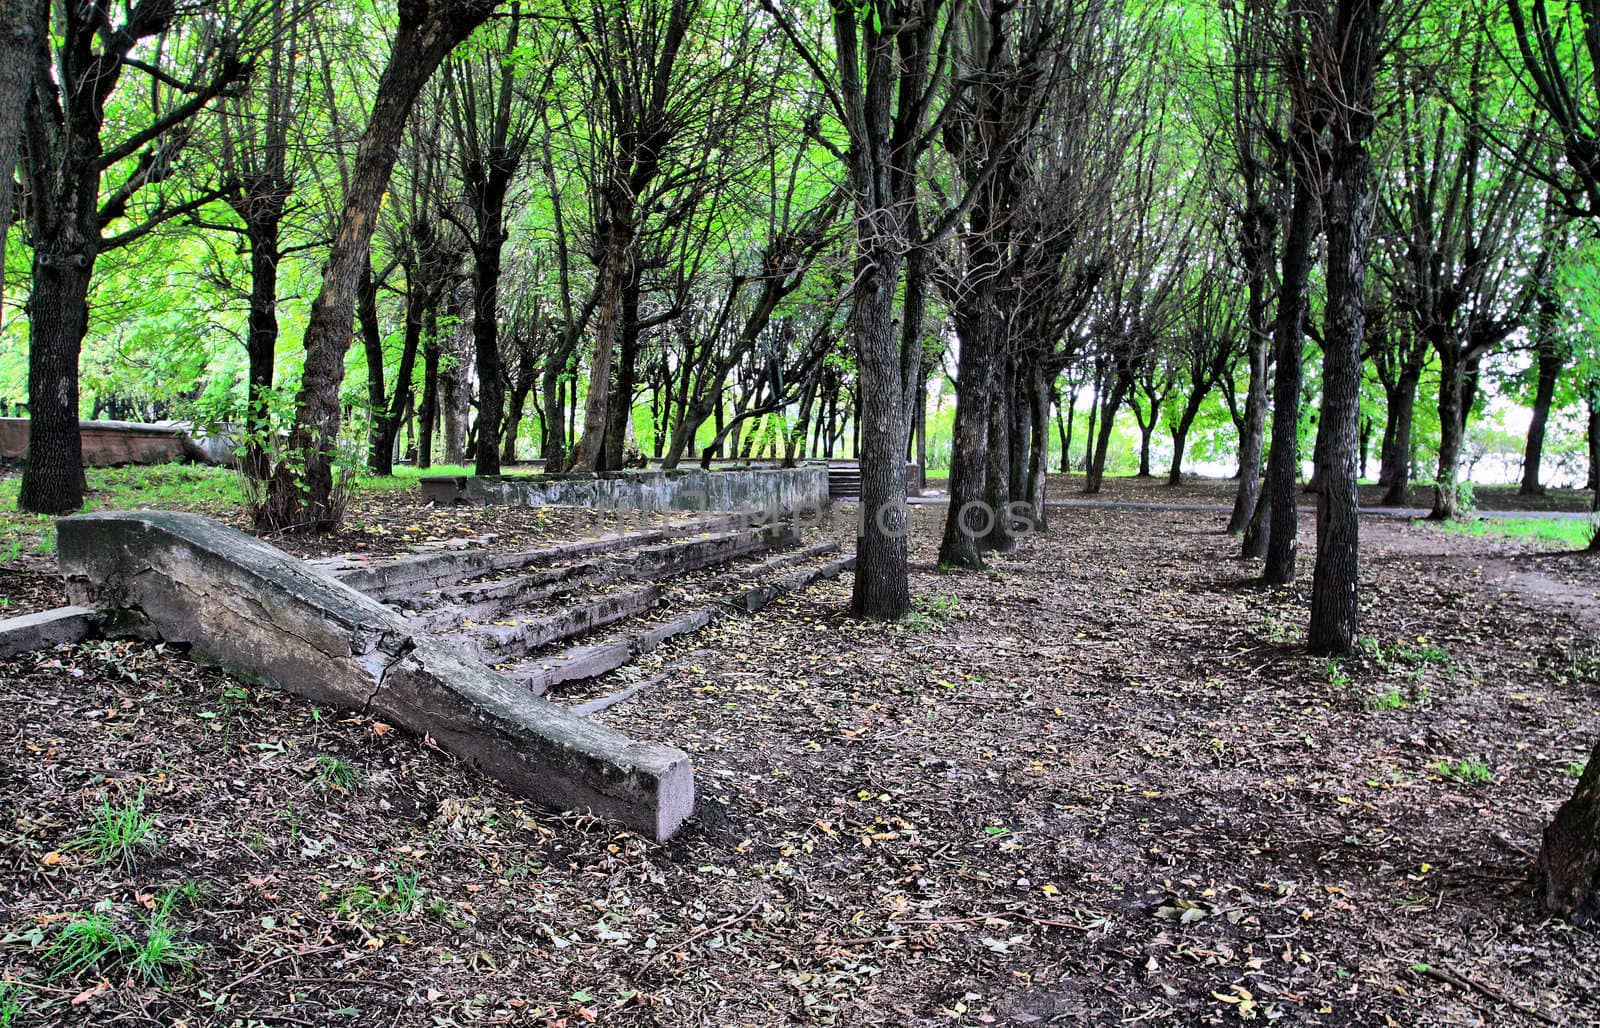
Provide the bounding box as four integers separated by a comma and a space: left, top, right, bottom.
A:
0, 982, 23, 1026
1565, 760, 1588, 779
902, 593, 963, 632
1366, 687, 1407, 711
1429, 514, 1597, 550
313, 754, 363, 794
1434, 757, 1493, 784
128, 902, 200, 984
45, 911, 124, 979
45, 901, 198, 985
332, 871, 423, 919
71, 792, 158, 871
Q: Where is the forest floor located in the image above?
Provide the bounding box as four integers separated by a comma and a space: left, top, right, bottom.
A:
3, 478, 1600, 1025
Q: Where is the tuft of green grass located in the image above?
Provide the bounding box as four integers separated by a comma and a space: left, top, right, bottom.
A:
1430, 514, 1597, 550
0, 981, 23, 1026
333, 871, 423, 919
314, 754, 363, 793
45, 911, 124, 979
72, 792, 158, 871
1435, 757, 1493, 784
45, 901, 197, 985
1366, 687, 1406, 711
128, 902, 199, 984
1565, 760, 1588, 779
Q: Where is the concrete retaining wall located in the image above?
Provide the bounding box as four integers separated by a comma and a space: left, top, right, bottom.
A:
0, 418, 195, 466
420, 465, 830, 515
57, 511, 694, 841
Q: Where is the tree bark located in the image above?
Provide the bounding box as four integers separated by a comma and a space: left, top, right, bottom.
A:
1430, 343, 1465, 520
18, 254, 93, 514
1539, 735, 1600, 923
1378, 360, 1422, 505
0, 0, 41, 310
1521, 293, 1563, 495
1308, 0, 1379, 657
1260, 163, 1319, 582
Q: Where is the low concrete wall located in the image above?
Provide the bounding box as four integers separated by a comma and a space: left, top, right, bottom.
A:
0, 418, 196, 466
420, 465, 830, 515
57, 511, 694, 841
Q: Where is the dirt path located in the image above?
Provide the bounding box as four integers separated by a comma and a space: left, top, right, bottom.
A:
1364, 517, 1600, 633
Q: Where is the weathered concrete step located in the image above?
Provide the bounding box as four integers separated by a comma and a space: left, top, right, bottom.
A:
503, 608, 715, 695
0, 605, 98, 657
324, 511, 760, 602
503, 547, 854, 700
666, 538, 843, 600
454, 583, 664, 661
405, 523, 800, 630
58, 512, 692, 841
721, 552, 856, 613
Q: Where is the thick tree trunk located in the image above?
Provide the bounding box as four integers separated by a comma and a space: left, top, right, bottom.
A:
603, 273, 641, 470
850, 247, 911, 619
470, 199, 509, 476
984, 363, 1016, 554
1379, 366, 1421, 505
938, 311, 994, 569
1430, 345, 1465, 520
1308, 0, 1377, 656
1260, 165, 1318, 582
261, 0, 495, 531
573, 227, 630, 471
1539, 736, 1600, 923
18, 253, 93, 514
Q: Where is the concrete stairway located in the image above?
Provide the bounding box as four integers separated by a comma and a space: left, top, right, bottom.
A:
329, 512, 853, 706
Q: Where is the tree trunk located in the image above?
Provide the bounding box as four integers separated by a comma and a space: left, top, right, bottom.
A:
603, 271, 642, 470
573, 225, 630, 471
0, 0, 38, 307
984, 362, 1016, 553
1228, 251, 1274, 533
242, 226, 283, 479
418, 312, 440, 469
1086, 373, 1129, 494
850, 246, 911, 619
261, 0, 495, 531
1379, 364, 1421, 505
470, 197, 509, 476
1308, 0, 1377, 657
17, 253, 93, 514
1521, 304, 1563, 495
1539, 735, 1600, 923
1025, 361, 1050, 531
1430, 344, 1465, 520
1260, 162, 1318, 582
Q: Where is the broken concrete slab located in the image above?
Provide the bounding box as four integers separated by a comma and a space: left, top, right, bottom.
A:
57, 511, 694, 841
0, 605, 98, 658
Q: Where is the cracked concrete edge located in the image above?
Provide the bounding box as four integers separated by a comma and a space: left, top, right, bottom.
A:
56, 511, 695, 842
0, 605, 99, 658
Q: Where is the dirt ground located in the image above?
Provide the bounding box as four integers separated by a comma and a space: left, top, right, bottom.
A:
3, 497, 1600, 1025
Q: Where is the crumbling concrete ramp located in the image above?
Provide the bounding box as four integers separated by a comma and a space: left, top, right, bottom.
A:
56, 511, 693, 841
